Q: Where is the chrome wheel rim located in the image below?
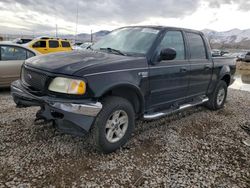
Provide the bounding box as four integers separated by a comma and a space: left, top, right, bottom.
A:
105, 110, 128, 143
217, 88, 225, 106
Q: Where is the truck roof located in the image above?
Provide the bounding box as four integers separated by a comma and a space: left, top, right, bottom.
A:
120, 25, 203, 35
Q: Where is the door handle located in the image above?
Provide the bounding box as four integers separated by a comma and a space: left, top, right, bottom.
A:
180, 67, 187, 72
204, 65, 212, 70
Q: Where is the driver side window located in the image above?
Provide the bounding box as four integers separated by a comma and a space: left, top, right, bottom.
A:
158, 31, 185, 60
32, 40, 46, 48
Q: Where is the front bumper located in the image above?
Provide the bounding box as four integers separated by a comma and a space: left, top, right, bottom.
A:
11, 80, 102, 135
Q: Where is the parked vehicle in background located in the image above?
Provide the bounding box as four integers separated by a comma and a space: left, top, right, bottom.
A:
80, 42, 93, 49
245, 52, 250, 62
72, 42, 93, 50
26, 37, 72, 54
221, 50, 229, 56
13, 38, 33, 44
236, 52, 250, 62
223, 52, 240, 58
212, 49, 229, 57
11, 26, 236, 153
72, 43, 82, 50
211, 49, 222, 57
74, 42, 83, 46
0, 42, 40, 87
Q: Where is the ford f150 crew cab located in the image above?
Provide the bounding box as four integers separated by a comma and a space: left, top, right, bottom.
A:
11, 26, 236, 153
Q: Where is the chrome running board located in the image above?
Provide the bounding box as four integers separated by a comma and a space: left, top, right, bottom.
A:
144, 98, 209, 120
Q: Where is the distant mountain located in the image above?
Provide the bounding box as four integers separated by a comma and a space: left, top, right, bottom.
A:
202, 28, 250, 49
62, 30, 111, 42
0, 30, 111, 42
93, 30, 110, 37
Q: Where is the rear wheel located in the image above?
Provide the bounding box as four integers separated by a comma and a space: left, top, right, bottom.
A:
206, 80, 228, 110
89, 96, 135, 153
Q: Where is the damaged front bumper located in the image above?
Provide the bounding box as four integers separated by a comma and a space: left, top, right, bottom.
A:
11, 80, 102, 135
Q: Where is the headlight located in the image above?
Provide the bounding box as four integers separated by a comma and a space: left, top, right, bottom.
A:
48, 77, 86, 95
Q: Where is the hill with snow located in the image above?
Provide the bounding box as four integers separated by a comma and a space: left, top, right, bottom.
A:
202, 28, 250, 49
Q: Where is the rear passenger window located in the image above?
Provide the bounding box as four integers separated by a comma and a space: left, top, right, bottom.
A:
49, 40, 59, 48
158, 31, 185, 60
187, 33, 207, 59
61, 41, 70, 47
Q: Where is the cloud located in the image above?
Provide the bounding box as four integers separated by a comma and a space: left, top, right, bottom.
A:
206, 0, 250, 11
0, 0, 249, 34
0, 0, 201, 33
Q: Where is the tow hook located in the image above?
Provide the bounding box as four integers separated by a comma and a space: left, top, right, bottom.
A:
34, 107, 53, 125
34, 117, 53, 125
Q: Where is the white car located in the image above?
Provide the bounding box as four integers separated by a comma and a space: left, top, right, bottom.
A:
0, 42, 40, 87
80, 42, 93, 49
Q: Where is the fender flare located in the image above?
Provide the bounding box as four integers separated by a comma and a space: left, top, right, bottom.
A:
97, 82, 145, 113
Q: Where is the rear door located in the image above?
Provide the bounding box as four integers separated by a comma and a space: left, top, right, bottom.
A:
48, 40, 60, 53
148, 30, 190, 111
186, 32, 212, 97
0, 45, 35, 87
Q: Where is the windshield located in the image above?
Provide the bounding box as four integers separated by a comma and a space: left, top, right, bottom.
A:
92, 27, 160, 55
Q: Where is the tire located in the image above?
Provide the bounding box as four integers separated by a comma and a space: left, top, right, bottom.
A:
206, 80, 228, 110
89, 96, 135, 153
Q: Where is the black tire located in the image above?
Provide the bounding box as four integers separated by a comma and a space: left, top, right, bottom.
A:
89, 96, 135, 153
206, 80, 228, 110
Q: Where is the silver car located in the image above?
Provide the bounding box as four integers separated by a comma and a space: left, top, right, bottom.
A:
0, 42, 40, 87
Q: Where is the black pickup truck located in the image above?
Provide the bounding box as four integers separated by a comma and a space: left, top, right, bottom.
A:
11, 26, 236, 153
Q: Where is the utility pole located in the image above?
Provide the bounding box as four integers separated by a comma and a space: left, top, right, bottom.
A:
54, 0, 58, 38
55, 24, 58, 38
75, 0, 79, 42
91, 29, 93, 42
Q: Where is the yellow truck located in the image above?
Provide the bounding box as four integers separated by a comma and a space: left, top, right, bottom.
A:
26, 37, 72, 54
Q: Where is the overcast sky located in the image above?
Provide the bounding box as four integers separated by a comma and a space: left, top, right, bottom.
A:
0, 0, 249, 35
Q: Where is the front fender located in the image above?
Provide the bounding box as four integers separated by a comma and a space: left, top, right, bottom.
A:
93, 81, 146, 114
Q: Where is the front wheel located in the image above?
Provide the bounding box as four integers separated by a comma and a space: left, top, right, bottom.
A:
89, 96, 135, 153
206, 80, 228, 110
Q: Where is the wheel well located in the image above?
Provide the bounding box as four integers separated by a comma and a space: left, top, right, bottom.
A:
101, 86, 143, 114
221, 74, 231, 86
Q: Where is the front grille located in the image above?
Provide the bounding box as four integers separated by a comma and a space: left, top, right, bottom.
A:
21, 67, 48, 91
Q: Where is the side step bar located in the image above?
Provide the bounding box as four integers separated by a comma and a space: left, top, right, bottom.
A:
144, 98, 209, 120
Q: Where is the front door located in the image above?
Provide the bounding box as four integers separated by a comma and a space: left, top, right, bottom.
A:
31, 40, 48, 54
148, 30, 190, 111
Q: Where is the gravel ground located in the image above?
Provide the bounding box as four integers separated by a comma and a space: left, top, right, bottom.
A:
0, 89, 249, 187
237, 61, 250, 70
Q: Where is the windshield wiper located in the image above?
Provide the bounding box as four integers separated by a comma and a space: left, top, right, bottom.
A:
100, 47, 127, 56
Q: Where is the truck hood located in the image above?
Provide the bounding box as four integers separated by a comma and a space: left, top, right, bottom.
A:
25, 50, 139, 75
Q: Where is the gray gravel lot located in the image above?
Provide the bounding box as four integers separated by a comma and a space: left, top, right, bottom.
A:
0, 89, 249, 187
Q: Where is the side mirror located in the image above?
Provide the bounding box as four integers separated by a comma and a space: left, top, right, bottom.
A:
159, 48, 176, 61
